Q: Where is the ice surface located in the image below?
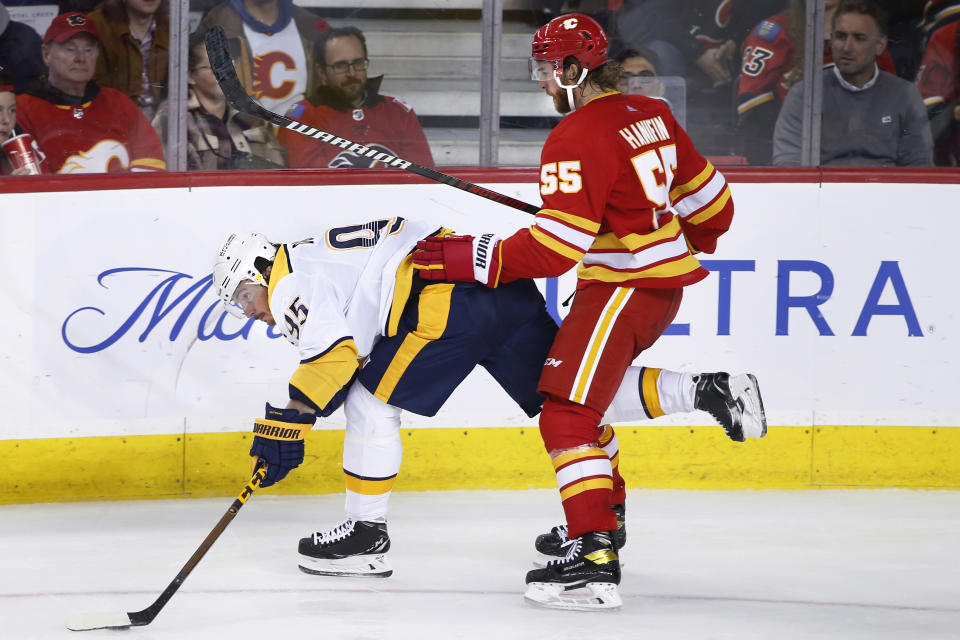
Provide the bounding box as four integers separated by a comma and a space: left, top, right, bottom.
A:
1, 489, 958, 639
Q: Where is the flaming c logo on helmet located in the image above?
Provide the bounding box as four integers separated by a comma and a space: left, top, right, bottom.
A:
66, 14, 87, 26
562, 17, 579, 30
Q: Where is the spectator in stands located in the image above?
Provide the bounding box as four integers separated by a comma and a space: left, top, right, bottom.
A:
198, 0, 323, 116
737, 0, 837, 164
737, 0, 899, 164
616, 1, 752, 156
736, 0, 908, 164
616, 0, 738, 84
279, 25, 434, 169
151, 30, 286, 171
615, 47, 664, 98
16, 12, 165, 173
773, 0, 933, 166
916, 1, 960, 164
615, 46, 691, 126
1, 71, 33, 175
87, 0, 169, 121
0, 1, 45, 92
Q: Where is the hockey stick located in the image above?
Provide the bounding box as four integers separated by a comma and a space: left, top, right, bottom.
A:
65, 463, 268, 631
203, 26, 540, 216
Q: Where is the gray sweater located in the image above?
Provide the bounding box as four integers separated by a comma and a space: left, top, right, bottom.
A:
773, 65, 934, 166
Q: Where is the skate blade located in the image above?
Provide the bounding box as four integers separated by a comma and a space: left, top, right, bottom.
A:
523, 581, 622, 611
298, 553, 392, 578
731, 373, 767, 439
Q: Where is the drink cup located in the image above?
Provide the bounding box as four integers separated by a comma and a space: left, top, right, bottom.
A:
2, 133, 43, 175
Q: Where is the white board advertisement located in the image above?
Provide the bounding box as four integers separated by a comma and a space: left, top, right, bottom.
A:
0, 179, 954, 440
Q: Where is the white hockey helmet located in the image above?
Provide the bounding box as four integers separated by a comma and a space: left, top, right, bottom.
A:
212, 232, 277, 314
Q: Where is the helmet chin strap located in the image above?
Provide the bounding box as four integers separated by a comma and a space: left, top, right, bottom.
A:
554, 67, 588, 111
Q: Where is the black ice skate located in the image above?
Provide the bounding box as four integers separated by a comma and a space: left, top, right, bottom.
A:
694, 372, 767, 442
524, 530, 622, 611
297, 518, 392, 578
533, 503, 626, 566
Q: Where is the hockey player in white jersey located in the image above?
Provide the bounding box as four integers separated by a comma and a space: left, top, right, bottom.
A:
212, 218, 766, 589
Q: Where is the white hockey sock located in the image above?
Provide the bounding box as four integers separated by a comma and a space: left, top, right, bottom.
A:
601, 366, 642, 423
656, 369, 696, 414
342, 383, 403, 522
345, 489, 391, 523
601, 366, 696, 423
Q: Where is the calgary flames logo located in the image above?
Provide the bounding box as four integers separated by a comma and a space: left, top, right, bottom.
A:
562, 17, 579, 29
66, 14, 88, 26
59, 140, 129, 174
252, 51, 296, 101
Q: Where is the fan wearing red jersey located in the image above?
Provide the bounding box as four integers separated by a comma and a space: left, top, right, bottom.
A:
14, 12, 165, 174
278, 25, 433, 169
413, 13, 765, 611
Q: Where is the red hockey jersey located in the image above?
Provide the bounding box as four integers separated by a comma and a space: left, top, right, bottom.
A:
278, 94, 433, 169
16, 85, 165, 174
499, 92, 733, 289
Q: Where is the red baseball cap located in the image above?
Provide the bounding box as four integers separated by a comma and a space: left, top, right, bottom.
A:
43, 12, 100, 44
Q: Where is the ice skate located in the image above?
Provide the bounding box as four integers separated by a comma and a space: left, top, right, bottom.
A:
298, 518, 392, 577
533, 504, 626, 567
694, 372, 767, 441
525, 530, 622, 611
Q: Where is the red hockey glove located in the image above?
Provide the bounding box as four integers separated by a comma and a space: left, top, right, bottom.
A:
413, 234, 502, 288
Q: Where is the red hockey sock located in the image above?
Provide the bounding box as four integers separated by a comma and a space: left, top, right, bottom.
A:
540, 397, 618, 538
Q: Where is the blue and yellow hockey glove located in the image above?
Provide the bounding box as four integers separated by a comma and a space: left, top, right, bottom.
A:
249, 403, 316, 488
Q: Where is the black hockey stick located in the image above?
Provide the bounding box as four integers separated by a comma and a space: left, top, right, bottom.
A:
203, 26, 540, 216
65, 463, 268, 631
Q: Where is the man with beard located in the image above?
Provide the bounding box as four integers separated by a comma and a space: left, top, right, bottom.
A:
773, 0, 933, 165
278, 25, 434, 168
412, 13, 763, 610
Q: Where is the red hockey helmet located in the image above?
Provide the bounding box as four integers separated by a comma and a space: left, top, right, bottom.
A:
530, 13, 609, 79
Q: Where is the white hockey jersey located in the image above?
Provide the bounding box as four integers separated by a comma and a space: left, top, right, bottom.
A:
266, 217, 441, 413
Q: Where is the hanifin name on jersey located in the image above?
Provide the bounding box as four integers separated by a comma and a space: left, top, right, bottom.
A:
618, 116, 671, 150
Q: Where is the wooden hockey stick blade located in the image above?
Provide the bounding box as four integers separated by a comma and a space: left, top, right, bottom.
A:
202, 26, 541, 216
65, 464, 268, 631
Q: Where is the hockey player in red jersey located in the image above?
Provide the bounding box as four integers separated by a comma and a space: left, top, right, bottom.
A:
278, 25, 433, 169
15, 12, 165, 174
413, 13, 765, 610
